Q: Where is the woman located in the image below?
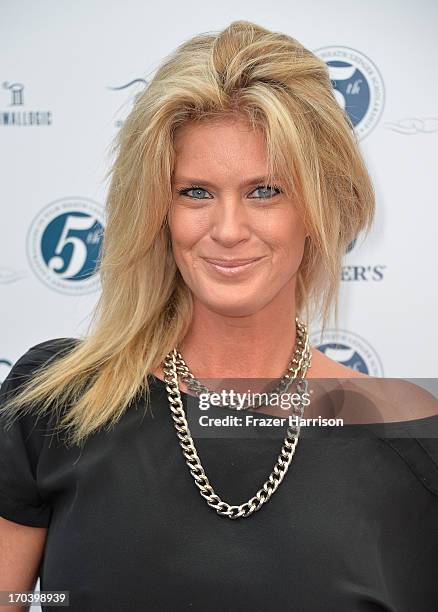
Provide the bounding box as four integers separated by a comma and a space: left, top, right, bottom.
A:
1, 20, 437, 612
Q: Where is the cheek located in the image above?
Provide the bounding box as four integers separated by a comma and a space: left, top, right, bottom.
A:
287, 217, 307, 251
168, 208, 208, 260
256, 212, 307, 258
283, 222, 307, 267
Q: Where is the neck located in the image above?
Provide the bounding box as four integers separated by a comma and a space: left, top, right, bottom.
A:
177, 286, 300, 381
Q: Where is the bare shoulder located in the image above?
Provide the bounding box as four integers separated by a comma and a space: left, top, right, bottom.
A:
308, 347, 438, 422
308, 346, 369, 379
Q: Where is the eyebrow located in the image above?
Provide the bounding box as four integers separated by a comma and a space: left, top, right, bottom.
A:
173, 176, 280, 188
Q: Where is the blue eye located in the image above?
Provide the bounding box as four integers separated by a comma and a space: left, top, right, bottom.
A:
250, 185, 282, 199
177, 184, 282, 200
178, 186, 211, 199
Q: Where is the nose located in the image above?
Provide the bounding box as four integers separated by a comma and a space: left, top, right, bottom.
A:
209, 195, 251, 247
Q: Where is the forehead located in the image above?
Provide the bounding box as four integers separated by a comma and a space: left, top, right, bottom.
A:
174, 115, 264, 147
173, 117, 270, 179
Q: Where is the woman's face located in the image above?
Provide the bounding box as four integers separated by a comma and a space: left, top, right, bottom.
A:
168, 116, 308, 317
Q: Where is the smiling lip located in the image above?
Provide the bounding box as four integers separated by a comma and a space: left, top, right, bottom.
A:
203, 257, 264, 267
202, 256, 265, 276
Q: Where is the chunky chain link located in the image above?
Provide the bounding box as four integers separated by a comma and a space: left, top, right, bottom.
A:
162, 318, 312, 519
174, 318, 310, 410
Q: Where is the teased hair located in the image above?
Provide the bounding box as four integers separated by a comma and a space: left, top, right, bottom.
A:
0, 20, 375, 446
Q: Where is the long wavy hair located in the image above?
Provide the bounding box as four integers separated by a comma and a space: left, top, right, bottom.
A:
0, 20, 375, 447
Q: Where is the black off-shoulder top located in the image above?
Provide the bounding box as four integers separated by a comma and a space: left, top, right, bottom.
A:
1, 338, 437, 611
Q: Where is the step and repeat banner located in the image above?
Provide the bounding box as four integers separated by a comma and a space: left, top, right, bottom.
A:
1, 1, 437, 386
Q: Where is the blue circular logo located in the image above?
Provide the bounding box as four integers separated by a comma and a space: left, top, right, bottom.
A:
315, 46, 385, 140
310, 328, 384, 376
27, 197, 104, 294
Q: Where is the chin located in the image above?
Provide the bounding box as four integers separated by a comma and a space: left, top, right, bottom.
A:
197, 287, 268, 318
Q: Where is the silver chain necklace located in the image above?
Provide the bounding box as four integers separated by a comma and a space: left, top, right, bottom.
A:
173, 318, 310, 410
162, 317, 312, 519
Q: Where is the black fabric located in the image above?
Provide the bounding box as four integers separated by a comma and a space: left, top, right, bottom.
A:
1, 338, 438, 611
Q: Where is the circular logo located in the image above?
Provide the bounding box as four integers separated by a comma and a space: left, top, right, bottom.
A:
314, 46, 385, 140
309, 328, 384, 376
26, 197, 104, 295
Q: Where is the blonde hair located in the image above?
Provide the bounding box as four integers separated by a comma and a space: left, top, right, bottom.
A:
0, 20, 375, 447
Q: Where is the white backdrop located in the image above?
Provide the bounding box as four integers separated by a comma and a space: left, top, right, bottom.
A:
2, 0, 437, 382
1, 0, 437, 605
